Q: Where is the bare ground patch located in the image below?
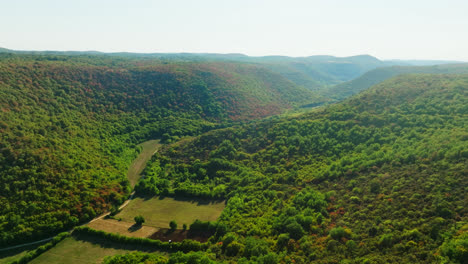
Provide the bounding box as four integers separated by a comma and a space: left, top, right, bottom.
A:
87, 219, 158, 238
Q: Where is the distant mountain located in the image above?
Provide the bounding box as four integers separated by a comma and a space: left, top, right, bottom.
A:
386, 59, 465, 66
0, 48, 393, 91
252, 55, 391, 91
101, 53, 396, 90
2, 47, 465, 101
323, 64, 468, 101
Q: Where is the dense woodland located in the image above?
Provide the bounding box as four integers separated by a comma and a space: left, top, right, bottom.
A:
0, 48, 395, 91
0, 52, 467, 263
0, 53, 316, 246
134, 74, 467, 263
325, 64, 468, 101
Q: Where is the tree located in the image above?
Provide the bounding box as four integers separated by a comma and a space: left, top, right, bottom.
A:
286, 220, 305, 240
370, 180, 381, 194
169, 220, 177, 231
277, 233, 290, 249
134, 215, 145, 226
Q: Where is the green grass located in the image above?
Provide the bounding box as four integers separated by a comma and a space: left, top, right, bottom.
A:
0, 242, 46, 264
127, 140, 161, 188
0, 249, 29, 264
29, 235, 160, 264
116, 196, 225, 228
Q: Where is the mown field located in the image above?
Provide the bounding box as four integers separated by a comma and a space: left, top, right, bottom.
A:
115, 196, 225, 229
29, 235, 160, 264
88, 219, 158, 238
0, 242, 47, 264
127, 140, 161, 187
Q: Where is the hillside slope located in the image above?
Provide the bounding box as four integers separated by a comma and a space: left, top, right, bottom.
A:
249, 55, 390, 90
323, 64, 468, 101
0, 54, 318, 246
0, 49, 394, 92
138, 74, 467, 263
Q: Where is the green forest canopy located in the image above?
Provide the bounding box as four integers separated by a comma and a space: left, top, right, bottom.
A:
136, 74, 467, 263
0, 54, 318, 246
0, 52, 466, 263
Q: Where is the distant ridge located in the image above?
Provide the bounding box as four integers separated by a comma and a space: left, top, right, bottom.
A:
323, 64, 468, 101
387, 59, 465, 66
0, 48, 389, 90
1, 47, 464, 94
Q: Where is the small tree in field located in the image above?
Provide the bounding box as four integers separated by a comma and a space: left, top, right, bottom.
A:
134, 215, 145, 225
170, 220, 177, 231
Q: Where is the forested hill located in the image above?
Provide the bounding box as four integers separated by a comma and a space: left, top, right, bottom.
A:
323, 64, 468, 101
0, 54, 319, 246
0, 54, 319, 121
138, 74, 467, 263
0, 49, 395, 91
199, 54, 391, 90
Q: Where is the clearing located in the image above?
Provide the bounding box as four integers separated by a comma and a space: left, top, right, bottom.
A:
115, 196, 225, 229
87, 218, 157, 238
127, 140, 161, 187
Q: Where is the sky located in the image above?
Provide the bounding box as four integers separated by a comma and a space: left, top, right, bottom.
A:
1, 0, 468, 61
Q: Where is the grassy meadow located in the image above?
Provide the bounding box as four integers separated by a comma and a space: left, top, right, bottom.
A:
29, 235, 160, 264
0, 242, 46, 264
116, 196, 225, 229
127, 140, 161, 187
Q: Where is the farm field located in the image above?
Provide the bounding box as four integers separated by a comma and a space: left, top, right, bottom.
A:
115, 196, 225, 229
29, 235, 160, 264
87, 218, 158, 238
0, 250, 28, 264
127, 140, 161, 187
0, 242, 45, 264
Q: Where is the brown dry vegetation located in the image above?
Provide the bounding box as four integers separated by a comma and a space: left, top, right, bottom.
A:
87, 219, 158, 238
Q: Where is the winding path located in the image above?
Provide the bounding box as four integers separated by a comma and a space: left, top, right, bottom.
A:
0, 140, 160, 252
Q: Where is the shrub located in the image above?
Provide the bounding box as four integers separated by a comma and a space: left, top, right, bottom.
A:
169, 220, 177, 231
134, 215, 145, 225
73, 226, 208, 252
12, 232, 70, 264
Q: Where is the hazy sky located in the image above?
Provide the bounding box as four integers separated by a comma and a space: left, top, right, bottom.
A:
1, 0, 468, 60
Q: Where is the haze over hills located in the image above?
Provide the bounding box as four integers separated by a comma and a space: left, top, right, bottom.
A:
2, 0, 468, 262
0, 51, 466, 264
1, 47, 464, 93
324, 64, 468, 101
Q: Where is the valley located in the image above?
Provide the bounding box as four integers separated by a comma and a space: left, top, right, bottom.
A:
0, 51, 466, 264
